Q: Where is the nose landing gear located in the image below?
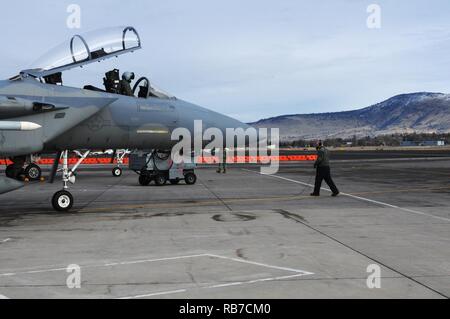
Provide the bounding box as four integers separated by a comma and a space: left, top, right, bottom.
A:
111, 149, 128, 177
51, 150, 90, 212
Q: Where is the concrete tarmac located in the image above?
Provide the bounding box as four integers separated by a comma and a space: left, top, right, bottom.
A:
0, 157, 449, 298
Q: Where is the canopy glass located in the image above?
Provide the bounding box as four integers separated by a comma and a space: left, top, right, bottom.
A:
23, 26, 141, 77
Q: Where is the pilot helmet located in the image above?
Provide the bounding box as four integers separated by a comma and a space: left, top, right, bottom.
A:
315, 141, 323, 150
122, 71, 135, 82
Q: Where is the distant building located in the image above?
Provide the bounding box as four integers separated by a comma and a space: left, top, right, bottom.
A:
400, 140, 445, 147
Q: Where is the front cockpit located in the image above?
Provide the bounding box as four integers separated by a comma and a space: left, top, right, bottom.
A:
16, 26, 174, 100
85, 68, 174, 100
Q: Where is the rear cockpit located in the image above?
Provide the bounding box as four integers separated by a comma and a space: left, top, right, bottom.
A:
15, 26, 174, 100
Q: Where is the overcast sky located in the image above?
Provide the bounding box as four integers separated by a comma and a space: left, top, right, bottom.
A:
2, 0, 450, 122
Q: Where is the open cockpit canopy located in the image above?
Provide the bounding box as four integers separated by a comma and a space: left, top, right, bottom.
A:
20, 26, 141, 78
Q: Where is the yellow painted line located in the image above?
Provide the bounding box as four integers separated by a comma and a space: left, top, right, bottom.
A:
79, 194, 314, 213
78, 184, 450, 214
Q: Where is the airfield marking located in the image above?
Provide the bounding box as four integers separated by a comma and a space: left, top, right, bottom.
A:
205, 273, 307, 289
0, 254, 211, 277
115, 254, 312, 299
0, 253, 312, 277
116, 273, 309, 298
0, 294, 9, 299
1, 238, 11, 243
0, 253, 313, 299
103, 254, 211, 267
117, 289, 187, 299
207, 254, 313, 274
242, 169, 450, 223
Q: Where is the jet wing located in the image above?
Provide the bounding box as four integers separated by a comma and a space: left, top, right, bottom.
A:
0, 96, 117, 156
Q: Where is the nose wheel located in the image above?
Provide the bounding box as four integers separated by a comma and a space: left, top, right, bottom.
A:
112, 167, 122, 177
111, 149, 128, 177
52, 190, 74, 212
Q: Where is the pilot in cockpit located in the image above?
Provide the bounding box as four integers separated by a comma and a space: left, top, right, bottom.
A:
119, 71, 135, 96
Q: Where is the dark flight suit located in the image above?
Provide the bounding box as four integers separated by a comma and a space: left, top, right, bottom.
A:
312, 146, 339, 195
216, 148, 227, 173
119, 79, 134, 96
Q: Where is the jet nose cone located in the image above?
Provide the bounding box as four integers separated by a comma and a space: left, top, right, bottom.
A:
216, 114, 251, 131
176, 100, 272, 149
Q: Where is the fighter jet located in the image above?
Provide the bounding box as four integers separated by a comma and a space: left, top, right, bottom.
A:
0, 26, 250, 211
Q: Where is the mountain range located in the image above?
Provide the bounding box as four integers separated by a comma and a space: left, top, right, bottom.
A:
250, 92, 450, 141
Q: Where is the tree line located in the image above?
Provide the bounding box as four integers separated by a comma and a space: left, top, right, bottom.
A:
281, 133, 450, 147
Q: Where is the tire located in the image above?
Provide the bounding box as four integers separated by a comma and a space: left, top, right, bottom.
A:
154, 174, 167, 186
170, 179, 180, 185
6, 165, 24, 180
5, 165, 16, 179
139, 175, 151, 186
24, 164, 42, 181
52, 190, 74, 212
184, 172, 197, 185
112, 167, 122, 177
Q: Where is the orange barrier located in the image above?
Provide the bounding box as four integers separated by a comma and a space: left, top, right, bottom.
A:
0, 158, 130, 165
197, 155, 317, 163
0, 155, 316, 166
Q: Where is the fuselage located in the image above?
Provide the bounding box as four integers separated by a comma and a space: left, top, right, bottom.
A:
0, 78, 250, 156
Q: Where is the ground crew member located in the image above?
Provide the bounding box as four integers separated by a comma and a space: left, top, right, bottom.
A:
216, 147, 227, 173
119, 71, 135, 96
311, 141, 339, 197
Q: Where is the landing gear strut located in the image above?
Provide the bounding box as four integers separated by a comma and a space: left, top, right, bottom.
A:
111, 149, 128, 177
51, 150, 90, 212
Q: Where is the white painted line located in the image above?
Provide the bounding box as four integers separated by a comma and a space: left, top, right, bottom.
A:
207, 282, 244, 289
205, 273, 307, 289
1, 238, 11, 243
1, 253, 310, 278
0, 294, 9, 299
113, 254, 210, 266
103, 263, 119, 267
248, 273, 306, 283
0, 254, 210, 277
117, 255, 313, 298
24, 268, 67, 275
242, 169, 450, 222
0, 253, 313, 299
207, 254, 313, 275
0, 267, 66, 277
117, 289, 187, 299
